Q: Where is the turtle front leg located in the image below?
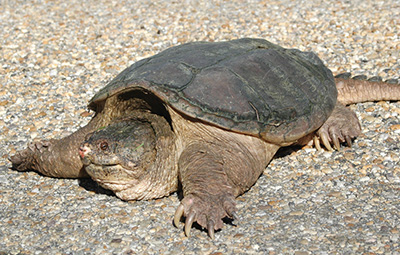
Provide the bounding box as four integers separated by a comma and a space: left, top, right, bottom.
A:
10, 116, 100, 178
173, 140, 279, 239
174, 143, 238, 239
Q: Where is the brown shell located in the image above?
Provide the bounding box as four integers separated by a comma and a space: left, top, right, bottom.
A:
89, 38, 337, 144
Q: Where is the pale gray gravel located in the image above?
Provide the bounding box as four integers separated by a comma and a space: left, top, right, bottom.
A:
0, 0, 399, 254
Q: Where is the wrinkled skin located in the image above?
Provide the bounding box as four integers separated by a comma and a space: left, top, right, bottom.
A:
79, 120, 158, 199
296, 102, 361, 151
76, 112, 180, 201
10, 80, 399, 239
9, 40, 400, 238
7, 96, 371, 239
314, 103, 361, 151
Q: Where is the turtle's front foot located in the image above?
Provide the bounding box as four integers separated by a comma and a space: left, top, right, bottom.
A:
313, 103, 361, 151
10, 137, 86, 178
10, 140, 52, 172
173, 192, 238, 239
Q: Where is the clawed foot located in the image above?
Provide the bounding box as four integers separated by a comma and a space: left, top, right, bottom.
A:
173, 193, 238, 239
313, 103, 361, 151
9, 140, 52, 171
314, 125, 355, 151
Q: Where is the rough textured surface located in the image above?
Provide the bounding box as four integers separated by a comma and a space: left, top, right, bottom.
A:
1, 0, 399, 254
91, 38, 337, 143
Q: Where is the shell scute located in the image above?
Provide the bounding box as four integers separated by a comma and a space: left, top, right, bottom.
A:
90, 38, 336, 144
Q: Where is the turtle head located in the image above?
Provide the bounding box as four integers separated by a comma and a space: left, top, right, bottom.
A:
79, 119, 158, 200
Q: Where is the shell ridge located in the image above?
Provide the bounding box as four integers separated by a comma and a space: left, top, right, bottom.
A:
91, 38, 337, 144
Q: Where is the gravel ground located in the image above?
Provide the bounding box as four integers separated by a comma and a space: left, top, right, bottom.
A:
1, 0, 399, 254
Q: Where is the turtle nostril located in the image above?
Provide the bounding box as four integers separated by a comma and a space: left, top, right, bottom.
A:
79, 147, 87, 158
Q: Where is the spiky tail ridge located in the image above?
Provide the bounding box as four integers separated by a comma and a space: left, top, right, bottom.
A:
335, 76, 400, 105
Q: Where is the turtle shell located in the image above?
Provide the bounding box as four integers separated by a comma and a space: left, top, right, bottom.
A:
89, 38, 337, 144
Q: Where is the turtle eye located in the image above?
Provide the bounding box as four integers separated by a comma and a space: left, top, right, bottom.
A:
99, 141, 109, 151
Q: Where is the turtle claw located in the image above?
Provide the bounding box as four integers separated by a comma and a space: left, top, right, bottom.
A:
173, 204, 184, 228
312, 103, 361, 151
173, 203, 195, 237
315, 123, 359, 152
173, 193, 237, 239
207, 221, 215, 239
331, 133, 341, 151
184, 212, 195, 237
313, 136, 322, 151
320, 132, 333, 151
345, 136, 352, 147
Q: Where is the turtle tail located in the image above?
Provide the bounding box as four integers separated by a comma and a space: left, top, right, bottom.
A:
335, 74, 400, 105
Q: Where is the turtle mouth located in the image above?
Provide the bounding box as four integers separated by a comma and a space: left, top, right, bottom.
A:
80, 153, 121, 168
83, 159, 119, 167
79, 145, 121, 167
83, 162, 139, 192
84, 161, 120, 175
92, 177, 139, 192
81, 156, 92, 166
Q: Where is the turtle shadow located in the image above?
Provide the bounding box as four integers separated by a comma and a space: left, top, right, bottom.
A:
78, 178, 115, 197
274, 145, 302, 159
74, 146, 302, 202
171, 145, 302, 236
172, 215, 232, 237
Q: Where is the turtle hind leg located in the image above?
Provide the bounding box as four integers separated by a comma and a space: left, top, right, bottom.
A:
313, 103, 361, 151
9, 118, 99, 178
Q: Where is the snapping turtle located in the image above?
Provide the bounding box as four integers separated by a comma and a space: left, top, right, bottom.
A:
10, 38, 400, 238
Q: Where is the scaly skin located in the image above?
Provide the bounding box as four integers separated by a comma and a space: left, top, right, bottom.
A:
310, 77, 400, 151
79, 112, 178, 201
8, 76, 400, 239
9, 115, 101, 178
165, 107, 280, 239
335, 78, 400, 105
313, 102, 361, 151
